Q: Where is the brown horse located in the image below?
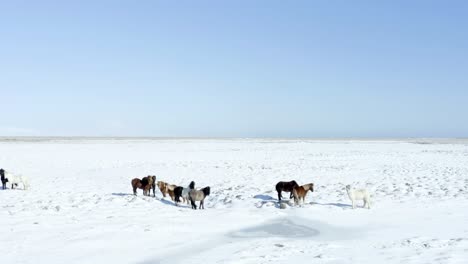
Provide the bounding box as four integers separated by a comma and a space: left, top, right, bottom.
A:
131, 176, 155, 196
292, 183, 314, 205
275, 180, 299, 201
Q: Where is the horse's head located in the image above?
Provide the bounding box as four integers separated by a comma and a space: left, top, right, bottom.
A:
157, 181, 165, 190
309, 183, 314, 192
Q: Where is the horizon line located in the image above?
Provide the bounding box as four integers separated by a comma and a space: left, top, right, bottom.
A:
1, 136, 467, 141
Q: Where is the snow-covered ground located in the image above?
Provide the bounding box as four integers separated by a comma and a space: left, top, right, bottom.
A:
1, 138, 468, 263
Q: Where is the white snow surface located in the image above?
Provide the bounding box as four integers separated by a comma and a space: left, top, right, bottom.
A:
1, 138, 468, 263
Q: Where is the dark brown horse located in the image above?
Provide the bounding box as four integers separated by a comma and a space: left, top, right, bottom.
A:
0, 169, 7, 190
131, 175, 155, 196
275, 180, 299, 201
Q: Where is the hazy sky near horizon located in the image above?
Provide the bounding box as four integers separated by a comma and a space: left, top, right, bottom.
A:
1, 1, 467, 137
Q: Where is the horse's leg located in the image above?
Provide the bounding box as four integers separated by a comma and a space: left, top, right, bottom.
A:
200, 199, 204, 209
277, 191, 281, 201
190, 198, 196, 209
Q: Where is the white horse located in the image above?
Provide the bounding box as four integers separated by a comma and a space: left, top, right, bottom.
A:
346, 185, 370, 209
181, 181, 195, 204
5, 171, 30, 190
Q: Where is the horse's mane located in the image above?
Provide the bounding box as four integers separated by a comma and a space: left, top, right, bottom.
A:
202, 186, 211, 196
189, 181, 195, 189
141, 177, 149, 186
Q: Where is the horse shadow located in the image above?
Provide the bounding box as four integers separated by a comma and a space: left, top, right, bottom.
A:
254, 194, 294, 209
312, 202, 352, 208
111, 192, 134, 197
157, 198, 176, 206
253, 194, 276, 201
157, 197, 192, 208
111, 192, 190, 208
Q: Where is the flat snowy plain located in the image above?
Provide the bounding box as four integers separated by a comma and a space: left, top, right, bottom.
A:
1, 138, 468, 263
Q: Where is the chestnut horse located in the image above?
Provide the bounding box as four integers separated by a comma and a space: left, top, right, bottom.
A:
292, 183, 314, 205
157, 181, 176, 201
275, 180, 299, 201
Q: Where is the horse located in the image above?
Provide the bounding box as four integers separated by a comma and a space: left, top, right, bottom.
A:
346, 185, 371, 209
275, 180, 299, 201
157, 181, 167, 197
157, 181, 177, 201
0, 169, 7, 190
189, 186, 210, 210
131, 176, 155, 196
3, 171, 30, 190
174, 181, 195, 206
292, 183, 314, 205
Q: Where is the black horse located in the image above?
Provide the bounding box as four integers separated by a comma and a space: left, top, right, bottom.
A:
275, 180, 299, 201
0, 169, 8, 190
174, 181, 196, 205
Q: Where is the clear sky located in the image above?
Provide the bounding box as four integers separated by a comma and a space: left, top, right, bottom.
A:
1, 1, 467, 137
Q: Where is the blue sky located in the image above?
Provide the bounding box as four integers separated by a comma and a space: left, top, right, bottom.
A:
1, 1, 467, 137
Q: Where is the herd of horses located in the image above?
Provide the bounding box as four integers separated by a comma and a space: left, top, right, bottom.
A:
131, 176, 315, 209
131, 175, 210, 210
276, 180, 314, 205
2, 168, 366, 209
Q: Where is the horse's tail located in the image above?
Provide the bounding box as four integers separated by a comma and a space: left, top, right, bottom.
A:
275, 182, 281, 192
22, 177, 30, 190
